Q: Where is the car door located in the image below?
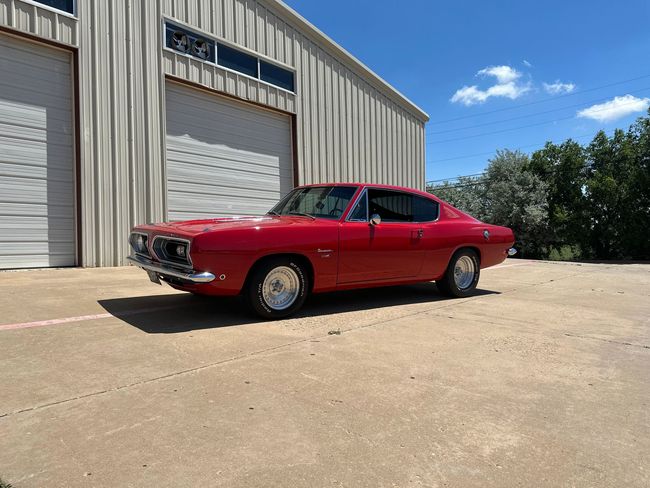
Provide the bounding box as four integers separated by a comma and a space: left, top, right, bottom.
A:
337, 188, 428, 283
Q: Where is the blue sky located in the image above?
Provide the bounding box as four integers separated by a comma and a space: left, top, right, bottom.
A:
283, 0, 650, 183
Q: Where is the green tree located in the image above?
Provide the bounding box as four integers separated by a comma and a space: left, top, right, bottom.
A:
585, 111, 650, 259
431, 150, 549, 258
529, 140, 588, 258
428, 176, 485, 219
481, 150, 549, 258
429, 109, 650, 261
625, 109, 650, 258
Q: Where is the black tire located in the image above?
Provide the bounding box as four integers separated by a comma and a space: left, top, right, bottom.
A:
436, 249, 480, 298
245, 257, 309, 319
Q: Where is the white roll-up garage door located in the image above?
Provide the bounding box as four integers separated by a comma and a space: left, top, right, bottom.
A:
165, 81, 293, 221
0, 34, 75, 269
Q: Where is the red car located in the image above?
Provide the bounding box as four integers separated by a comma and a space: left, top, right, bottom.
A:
128, 184, 515, 319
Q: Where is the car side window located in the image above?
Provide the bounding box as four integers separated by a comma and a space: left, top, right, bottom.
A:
347, 191, 368, 221
412, 195, 439, 222
367, 189, 414, 223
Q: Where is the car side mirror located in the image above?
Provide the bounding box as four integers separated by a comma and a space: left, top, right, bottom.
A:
369, 214, 381, 226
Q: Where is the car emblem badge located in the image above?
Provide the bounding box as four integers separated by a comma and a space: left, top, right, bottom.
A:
483, 229, 490, 240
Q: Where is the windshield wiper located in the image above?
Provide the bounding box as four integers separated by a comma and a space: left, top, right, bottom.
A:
267, 210, 280, 216
288, 212, 316, 220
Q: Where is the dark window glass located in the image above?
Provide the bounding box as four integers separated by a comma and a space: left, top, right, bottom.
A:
270, 186, 357, 220
348, 191, 368, 221
217, 43, 258, 78
368, 189, 414, 222
260, 60, 295, 92
412, 196, 439, 222
34, 0, 74, 14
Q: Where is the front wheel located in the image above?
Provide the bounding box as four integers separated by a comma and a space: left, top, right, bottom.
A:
436, 249, 480, 298
245, 257, 309, 319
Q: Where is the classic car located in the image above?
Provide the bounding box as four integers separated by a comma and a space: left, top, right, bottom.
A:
127, 184, 516, 319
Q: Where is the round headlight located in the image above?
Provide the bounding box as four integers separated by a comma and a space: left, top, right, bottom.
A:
176, 244, 186, 257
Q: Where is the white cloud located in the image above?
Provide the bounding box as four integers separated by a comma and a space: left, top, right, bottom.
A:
451, 65, 531, 106
577, 95, 650, 122
523, 59, 532, 68
543, 80, 576, 95
477, 65, 521, 84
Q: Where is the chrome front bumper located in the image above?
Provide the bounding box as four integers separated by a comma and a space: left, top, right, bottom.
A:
127, 254, 215, 283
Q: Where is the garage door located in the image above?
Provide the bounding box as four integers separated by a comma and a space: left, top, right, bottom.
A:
165, 82, 293, 220
0, 34, 75, 269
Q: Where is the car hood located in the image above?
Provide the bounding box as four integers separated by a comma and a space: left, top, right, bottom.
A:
140, 215, 327, 237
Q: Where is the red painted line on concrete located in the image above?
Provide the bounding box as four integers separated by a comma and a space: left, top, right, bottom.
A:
0, 313, 113, 331
0, 304, 186, 332
489, 261, 532, 270
1, 263, 531, 332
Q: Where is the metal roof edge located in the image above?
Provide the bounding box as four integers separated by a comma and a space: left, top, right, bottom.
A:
262, 0, 430, 122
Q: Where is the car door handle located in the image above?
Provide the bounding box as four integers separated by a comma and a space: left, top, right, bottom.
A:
412, 229, 424, 239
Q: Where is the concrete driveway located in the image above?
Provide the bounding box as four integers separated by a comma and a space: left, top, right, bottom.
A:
0, 260, 648, 487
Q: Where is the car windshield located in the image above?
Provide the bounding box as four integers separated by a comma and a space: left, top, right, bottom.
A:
268, 186, 358, 220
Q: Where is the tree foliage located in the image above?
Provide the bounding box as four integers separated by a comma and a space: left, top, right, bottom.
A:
430, 109, 650, 260
434, 150, 549, 258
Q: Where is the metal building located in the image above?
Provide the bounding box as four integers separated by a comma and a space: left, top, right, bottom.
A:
0, 0, 429, 269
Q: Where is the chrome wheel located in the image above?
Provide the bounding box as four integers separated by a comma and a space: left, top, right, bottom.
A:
261, 266, 300, 311
453, 255, 476, 290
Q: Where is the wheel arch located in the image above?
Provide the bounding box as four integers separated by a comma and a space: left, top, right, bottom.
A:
450, 245, 481, 267
243, 252, 315, 294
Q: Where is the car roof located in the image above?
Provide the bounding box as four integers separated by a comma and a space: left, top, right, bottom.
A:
298, 182, 439, 201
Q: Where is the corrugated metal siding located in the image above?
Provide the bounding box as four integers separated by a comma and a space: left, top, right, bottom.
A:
1, 0, 426, 267
161, 0, 426, 190
77, 0, 166, 266
162, 51, 297, 114
0, 0, 77, 46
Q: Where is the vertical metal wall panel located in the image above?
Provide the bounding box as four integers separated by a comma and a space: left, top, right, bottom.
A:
162, 0, 427, 190
162, 50, 297, 114
0, 0, 78, 46
1, 0, 426, 268
77, 0, 165, 266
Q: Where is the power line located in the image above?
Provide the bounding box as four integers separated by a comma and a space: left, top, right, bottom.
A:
428, 182, 485, 190
426, 128, 621, 185
427, 173, 485, 183
427, 74, 650, 125
427, 130, 616, 164
427, 87, 650, 135
429, 114, 579, 144
427, 98, 647, 144
429, 150, 501, 163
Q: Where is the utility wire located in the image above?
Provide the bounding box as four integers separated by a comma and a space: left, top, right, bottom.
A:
426, 128, 619, 185
428, 98, 648, 144
427, 74, 650, 125
427, 87, 650, 135
427, 173, 485, 183
428, 182, 485, 190
427, 130, 616, 163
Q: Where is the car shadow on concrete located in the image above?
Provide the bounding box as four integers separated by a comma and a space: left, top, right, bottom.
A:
98, 283, 499, 334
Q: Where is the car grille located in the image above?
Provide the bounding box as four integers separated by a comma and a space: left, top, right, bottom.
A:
151, 236, 192, 269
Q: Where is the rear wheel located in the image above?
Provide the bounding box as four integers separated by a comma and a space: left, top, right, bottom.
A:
245, 257, 309, 319
436, 249, 480, 298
